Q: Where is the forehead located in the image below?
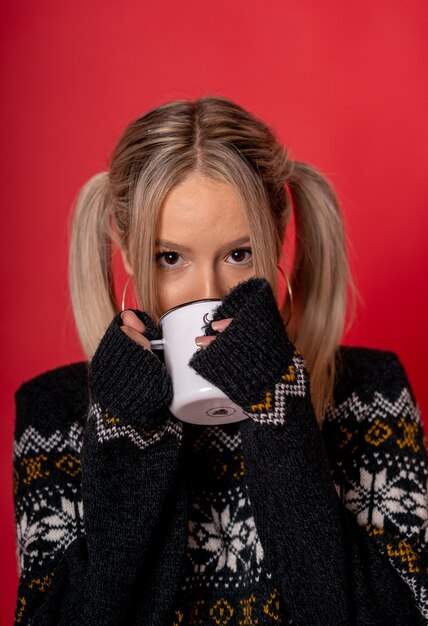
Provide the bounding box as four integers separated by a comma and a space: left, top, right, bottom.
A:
157, 174, 249, 236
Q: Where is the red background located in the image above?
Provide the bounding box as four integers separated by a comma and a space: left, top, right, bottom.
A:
1, 1, 427, 622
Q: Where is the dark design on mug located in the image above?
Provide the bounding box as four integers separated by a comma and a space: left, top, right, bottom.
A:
203, 312, 212, 325
206, 407, 236, 417
200, 312, 217, 335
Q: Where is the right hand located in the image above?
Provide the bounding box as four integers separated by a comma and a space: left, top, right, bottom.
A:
88, 308, 173, 427
120, 310, 153, 350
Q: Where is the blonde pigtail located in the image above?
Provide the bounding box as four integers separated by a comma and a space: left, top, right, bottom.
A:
68, 172, 117, 359
283, 161, 355, 425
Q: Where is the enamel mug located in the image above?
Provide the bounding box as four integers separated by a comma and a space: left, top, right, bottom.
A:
150, 299, 248, 425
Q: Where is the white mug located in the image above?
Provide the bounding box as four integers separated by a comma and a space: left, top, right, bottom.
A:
150, 299, 249, 425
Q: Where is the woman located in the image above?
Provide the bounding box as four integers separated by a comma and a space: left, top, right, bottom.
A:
13, 96, 427, 625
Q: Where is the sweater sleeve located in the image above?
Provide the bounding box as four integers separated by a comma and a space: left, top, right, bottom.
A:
188, 278, 428, 626
12, 314, 188, 626
323, 350, 428, 623
238, 350, 428, 626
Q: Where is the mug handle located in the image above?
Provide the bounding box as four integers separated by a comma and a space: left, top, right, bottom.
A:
150, 339, 165, 350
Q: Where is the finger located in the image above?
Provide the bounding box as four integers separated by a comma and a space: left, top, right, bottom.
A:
195, 335, 216, 348
121, 325, 152, 350
121, 310, 146, 334
211, 317, 233, 332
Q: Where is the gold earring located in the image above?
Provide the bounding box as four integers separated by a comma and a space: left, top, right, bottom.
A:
121, 274, 134, 312
278, 266, 294, 327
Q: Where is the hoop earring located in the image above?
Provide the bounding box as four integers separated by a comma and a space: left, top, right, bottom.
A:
121, 274, 135, 312
278, 266, 294, 327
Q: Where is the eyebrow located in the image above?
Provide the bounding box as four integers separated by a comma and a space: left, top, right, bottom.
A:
155, 236, 251, 253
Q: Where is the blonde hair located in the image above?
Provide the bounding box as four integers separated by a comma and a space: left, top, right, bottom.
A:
69, 96, 356, 426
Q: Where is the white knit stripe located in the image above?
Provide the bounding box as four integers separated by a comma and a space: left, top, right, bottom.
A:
14, 422, 83, 460
192, 425, 242, 454
91, 401, 183, 449
326, 387, 423, 427
247, 353, 307, 426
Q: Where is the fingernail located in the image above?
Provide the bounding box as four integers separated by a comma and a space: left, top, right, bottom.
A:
211, 318, 233, 331
195, 336, 215, 347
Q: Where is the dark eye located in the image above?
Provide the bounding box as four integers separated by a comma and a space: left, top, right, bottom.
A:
155, 251, 183, 269
227, 248, 253, 265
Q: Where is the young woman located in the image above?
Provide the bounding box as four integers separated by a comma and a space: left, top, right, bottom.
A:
13, 96, 427, 625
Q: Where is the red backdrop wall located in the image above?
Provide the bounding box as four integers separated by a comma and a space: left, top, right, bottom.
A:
1, 1, 427, 622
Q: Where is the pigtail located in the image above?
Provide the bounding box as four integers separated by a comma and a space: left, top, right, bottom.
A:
68, 172, 117, 360
284, 161, 356, 425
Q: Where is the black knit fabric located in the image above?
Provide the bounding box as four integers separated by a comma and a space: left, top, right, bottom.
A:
190, 278, 428, 624
189, 277, 296, 409
12, 278, 428, 625
89, 309, 172, 426
171, 418, 295, 624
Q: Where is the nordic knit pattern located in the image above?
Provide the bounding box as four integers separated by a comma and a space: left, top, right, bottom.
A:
12, 277, 428, 625
188, 277, 428, 625
171, 421, 294, 624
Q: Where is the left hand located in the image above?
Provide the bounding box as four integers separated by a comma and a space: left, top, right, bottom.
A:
195, 317, 234, 348
189, 277, 300, 411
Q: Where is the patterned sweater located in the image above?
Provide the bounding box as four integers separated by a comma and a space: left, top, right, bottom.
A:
11, 272, 428, 626
13, 347, 428, 625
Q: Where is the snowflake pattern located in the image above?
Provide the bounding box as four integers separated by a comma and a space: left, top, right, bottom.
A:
16, 511, 41, 575
344, 466, 427, 538
180, 422, 271, 593
15, 484, 84, 575
42, 495, 84, 545
188, 494, 264, 576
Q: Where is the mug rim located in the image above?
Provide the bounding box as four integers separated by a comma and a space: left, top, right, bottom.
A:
158, 298, 222, 326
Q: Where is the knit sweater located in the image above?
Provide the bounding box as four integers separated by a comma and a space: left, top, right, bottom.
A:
12, 278, 428, 625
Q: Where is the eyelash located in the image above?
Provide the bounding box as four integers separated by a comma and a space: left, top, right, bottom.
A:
155, 247, 253, 270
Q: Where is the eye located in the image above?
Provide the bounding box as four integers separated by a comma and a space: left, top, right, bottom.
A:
226, 247, 253, 265
155, 250, 184, 270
